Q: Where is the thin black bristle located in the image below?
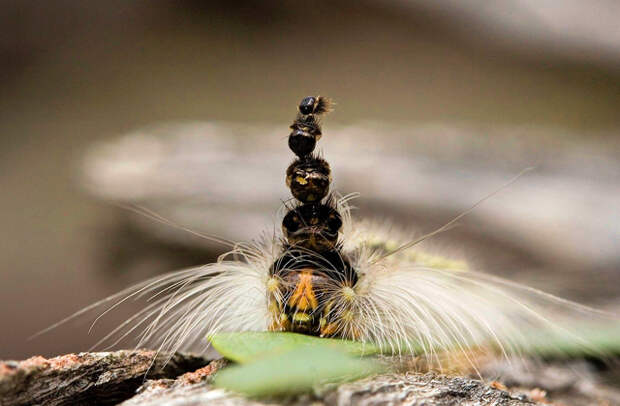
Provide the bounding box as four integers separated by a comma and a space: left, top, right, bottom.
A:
314, 97, 333, 115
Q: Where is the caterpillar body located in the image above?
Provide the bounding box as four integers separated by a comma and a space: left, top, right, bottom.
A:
46, 96, 616, 373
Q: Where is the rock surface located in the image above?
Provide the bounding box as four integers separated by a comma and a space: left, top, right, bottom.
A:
0, 350, 208, 406
121, 372, 537, 406
2, 350, 620, 406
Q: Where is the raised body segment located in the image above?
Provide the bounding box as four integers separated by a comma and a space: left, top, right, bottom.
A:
286, 156, 331, 203
269, 96, 357, 337
282, 203, 342, 251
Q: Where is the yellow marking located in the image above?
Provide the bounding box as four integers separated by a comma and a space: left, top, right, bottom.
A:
349, 326, 362, 340
320, 322, 338, 337
341, 286, 356, 301
288, 270, 318, 311
295, 176, 308, 185
266, 277, 280, 293
270, 312, 290, 331
293, 312, 311, 322
342, 310, 354, 322
282, 317, 290, 330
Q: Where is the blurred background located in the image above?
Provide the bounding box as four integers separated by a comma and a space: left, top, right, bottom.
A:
1, 1, 619, 360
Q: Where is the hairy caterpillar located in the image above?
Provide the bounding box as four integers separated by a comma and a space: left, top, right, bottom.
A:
41, 96, 616, 374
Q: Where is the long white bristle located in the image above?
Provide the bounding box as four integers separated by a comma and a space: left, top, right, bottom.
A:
41, 197, 616, 372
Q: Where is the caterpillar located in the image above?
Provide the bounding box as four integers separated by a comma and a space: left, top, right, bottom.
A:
271, 96, 357, 337
42, 96, 615, 373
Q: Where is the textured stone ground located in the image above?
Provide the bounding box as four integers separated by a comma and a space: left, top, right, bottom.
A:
2, 350, 620, 405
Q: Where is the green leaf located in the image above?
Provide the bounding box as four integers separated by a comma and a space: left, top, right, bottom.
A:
512, 323, 620, 358
208, 331, 381, 363
213, 346, 385, 397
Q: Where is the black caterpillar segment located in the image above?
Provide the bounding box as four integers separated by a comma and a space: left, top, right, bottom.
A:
288, 96, 330, 157
272, 248, 357, 286
269, 96, 357, 337
290, 114, 322, 136
282, 202, 342, 251
288, 128, 318, 157
286, 155, 331, 203
298, 96, 333, 115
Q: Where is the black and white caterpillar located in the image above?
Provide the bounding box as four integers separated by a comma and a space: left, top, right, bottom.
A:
45, 96, 615, 372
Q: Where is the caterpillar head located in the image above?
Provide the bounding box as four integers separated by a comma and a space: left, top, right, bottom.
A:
298, 96, 333, 115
